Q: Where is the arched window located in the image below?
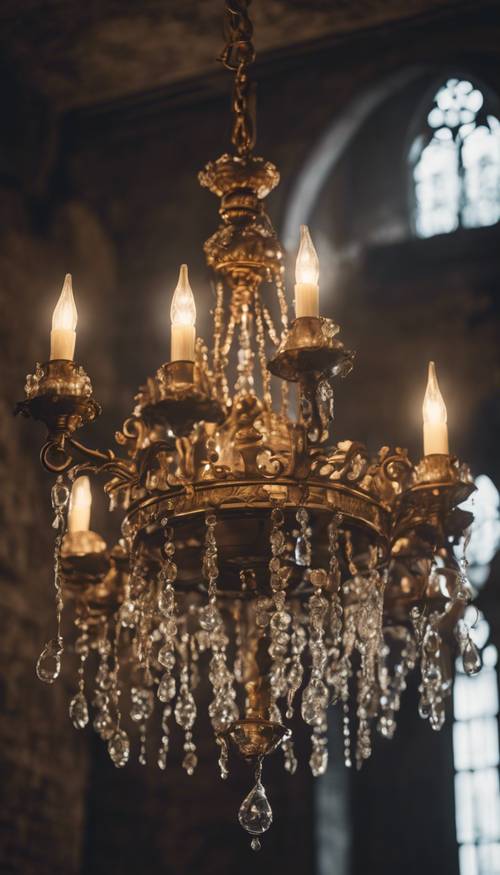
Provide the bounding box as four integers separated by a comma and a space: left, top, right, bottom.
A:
454, 476, 500, 875
411, 78, 500, 238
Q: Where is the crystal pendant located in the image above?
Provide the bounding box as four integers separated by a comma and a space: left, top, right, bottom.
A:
238, 781, 273, 838
36, 638, 63, 684
108, 729, 130, 768
462, 636, 482, 676
69, 692, 89, 729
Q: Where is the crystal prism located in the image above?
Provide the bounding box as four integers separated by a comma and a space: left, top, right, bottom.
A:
238, 781, 273, 836
462, 636, 482, 676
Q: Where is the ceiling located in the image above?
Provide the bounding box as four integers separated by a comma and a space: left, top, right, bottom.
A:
0, 0, 478, 110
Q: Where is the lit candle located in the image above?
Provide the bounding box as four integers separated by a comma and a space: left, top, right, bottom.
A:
170, 264, 196, 362
68, 476, 92, 533
50, 273, 78, 360
422, 361, 449, 455
294, 224, 320, 319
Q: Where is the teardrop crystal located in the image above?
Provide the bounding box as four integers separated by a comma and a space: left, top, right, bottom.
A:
36, 638, 63, 684
69, 692, 89, 729
462, 636, 482, 676
238, 781, 273, 836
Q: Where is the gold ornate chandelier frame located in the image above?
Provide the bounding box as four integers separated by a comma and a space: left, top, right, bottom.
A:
15, 0, 481, 852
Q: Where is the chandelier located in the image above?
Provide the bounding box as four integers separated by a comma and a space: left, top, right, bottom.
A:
16, 0, 482, 851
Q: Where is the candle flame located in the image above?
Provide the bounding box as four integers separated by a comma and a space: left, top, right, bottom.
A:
295, 225, 319, 286
422, 361, 447, 425
170, 264, 196, 327
52, 274, 78, 331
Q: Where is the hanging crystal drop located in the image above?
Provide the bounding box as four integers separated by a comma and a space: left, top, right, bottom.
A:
108, 729, 130, 768
462, 636, 482, 676
69, 691, 89, 729
36, 638, 63, 684
238, 781, 273, 837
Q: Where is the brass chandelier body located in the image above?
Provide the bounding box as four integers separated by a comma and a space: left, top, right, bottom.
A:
16, 0, 481, 849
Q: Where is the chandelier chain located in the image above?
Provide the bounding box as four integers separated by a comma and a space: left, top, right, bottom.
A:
218, 0, 256, 156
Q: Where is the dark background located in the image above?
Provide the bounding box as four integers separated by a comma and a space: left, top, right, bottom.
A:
1, 1, 499, 873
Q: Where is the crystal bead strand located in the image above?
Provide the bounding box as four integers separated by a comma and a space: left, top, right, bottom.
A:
411, 606, 448, 730
175, 632, 198, 775
274, 272, 290, 417
201, 512, 239, 733
377, 627, 417, 739
107, 615, 130, 767
325, 515, 343, 691
130, 679, 154, 765
354, 566, 386, 767
268, 506, 292, 708
453, 530, 481, 676
157, 518, 178, 769
217, 735, 229, 780
304, 566, 329, 776
93, 621, 114, 741
286, 618, 306, 718
69, 616, 90, 729
296, 506, 328, 775
36, 476, 70, 684
254, 287, 272, 411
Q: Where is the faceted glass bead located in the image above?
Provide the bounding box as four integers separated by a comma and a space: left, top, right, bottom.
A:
93, 711, 114, 740
108, 729, 130, 768
199, 604, 219, 632
160, 618, 177, 638
301, 679, 328, 726
295, 536, 311, 567
119, 601, 137, 628
95, 664, 112, 690
270, 611, 291, 632
175, 691, 196, 730
310, 746, 328, 776
69, 692, 89, 729
209, 698, 238, 732
158, 646, 175, 670
270, 530, 285, 553
309, 569, 328, 589
182, 751, 198, 775
159, 587, 175, 616
158, 674, 176, 703
130, 688, 154, 722
462, 637, 482, 676
238, 781, 273, 836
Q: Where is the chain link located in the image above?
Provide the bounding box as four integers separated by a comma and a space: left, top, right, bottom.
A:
218, 0, 256, 157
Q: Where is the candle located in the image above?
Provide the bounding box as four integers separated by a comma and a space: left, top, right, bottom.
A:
170, 264, 196, 362
294, 224, 319, 319
50, 273, 78, 360
68, 476, 92, 533
422, 361, 449, 455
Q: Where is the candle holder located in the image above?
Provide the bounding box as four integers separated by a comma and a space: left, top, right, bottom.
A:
134, 360, 225, 437
61, 529, 110, 586
394, 454, 475, 547
268, 318, 354, 444
268, 317, 354, 383
61, 538, 126, 622
15, 360, 101, 444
